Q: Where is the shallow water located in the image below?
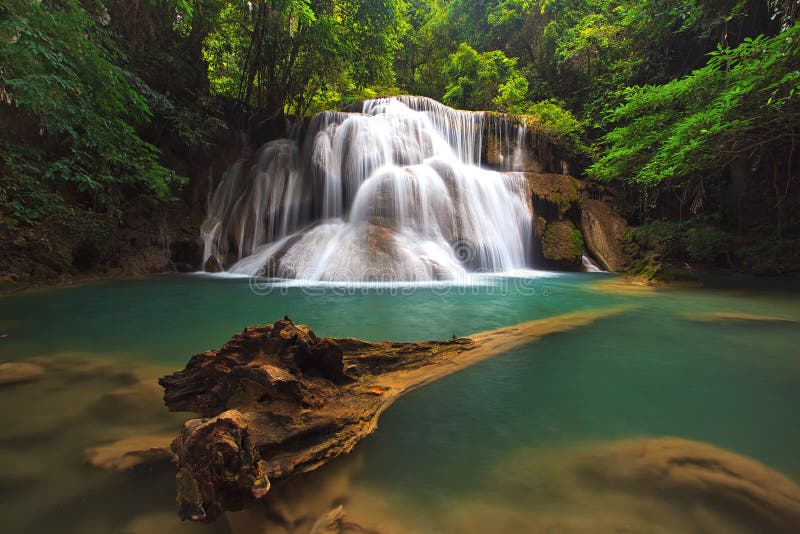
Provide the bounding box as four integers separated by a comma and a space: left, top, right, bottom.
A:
1, 273, 799, 533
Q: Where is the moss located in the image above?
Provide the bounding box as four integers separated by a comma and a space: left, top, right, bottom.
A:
542, 221, 583, 264
526, 173, 582, 217
626, 256, 665, 281
569, 223, 584, 256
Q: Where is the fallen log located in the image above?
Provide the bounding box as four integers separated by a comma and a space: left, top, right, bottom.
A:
160, 308, 628, 521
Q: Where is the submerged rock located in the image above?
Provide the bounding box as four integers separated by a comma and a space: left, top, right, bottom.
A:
423, 437, 800, 534
309, 505, 347, 534
121, 511, 213, 534
84, 433, 175, 471
579, 437, 800, 533
90, 378, 167, 423
309, 505, 377, 534
0, 362, 45, 386
682, 311, 799, 324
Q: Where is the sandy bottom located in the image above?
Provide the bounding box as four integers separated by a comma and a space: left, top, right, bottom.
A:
242, 438, 800, 534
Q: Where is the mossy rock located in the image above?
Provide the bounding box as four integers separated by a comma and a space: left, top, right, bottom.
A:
542, 221, 584, 269
525, 173, 582, 218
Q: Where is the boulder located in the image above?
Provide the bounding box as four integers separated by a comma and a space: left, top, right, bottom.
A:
204, 255, 223, 273
524, 172, 582, 220
541, 221, 584, 270
117, 245, 170, 275
580, 199, 632, 272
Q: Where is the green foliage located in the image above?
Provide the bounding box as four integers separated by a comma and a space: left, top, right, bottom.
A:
685, 225, 730, 263
394, 0, 450, 98
628, 220, 684, 255
523, 99, 587, 156
628, 219, 732, 264
443, 43, 525, 110
589, 22, 800, 186
569, 222, 584, 256
2, 0, 797, 278
0, 143, 60, 228
203, 0, 405, 115
0, 0, 179, 225
493, 72, 530, 113
203, 3, 245, 97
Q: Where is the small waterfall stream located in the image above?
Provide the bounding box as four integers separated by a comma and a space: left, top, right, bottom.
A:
201, 96, 535, 281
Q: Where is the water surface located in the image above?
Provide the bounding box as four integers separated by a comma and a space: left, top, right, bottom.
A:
0, 273, 798, 532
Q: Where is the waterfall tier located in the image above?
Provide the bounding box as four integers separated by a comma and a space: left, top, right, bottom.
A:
202, 96, 536, 281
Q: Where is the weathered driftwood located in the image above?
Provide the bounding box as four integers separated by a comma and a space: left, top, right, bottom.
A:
159, 308, 627, 521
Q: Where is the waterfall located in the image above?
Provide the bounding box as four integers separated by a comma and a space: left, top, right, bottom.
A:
201, 96, 535, 282
582, 255, 604, 273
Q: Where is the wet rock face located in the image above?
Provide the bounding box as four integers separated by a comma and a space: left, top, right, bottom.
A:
580, 199, 632, 272
523, 172, 583, 221
541, 221, 584, 270
513, 172, 588, 269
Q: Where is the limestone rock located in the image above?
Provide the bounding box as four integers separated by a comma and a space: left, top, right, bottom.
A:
581, 199, 632, 272
682, 312, 798, 324
523, 172, 582, 219
117, 245, 170, 275
169, 237, 203, 272
541, 221, 584, 269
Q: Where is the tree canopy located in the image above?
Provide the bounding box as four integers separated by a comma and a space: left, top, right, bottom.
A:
1, 0, 799, 273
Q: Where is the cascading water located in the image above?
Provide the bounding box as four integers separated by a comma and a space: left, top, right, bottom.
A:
201, 96, 536, 281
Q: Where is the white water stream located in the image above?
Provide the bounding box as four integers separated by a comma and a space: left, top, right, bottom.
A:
201, 96, 535, 281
